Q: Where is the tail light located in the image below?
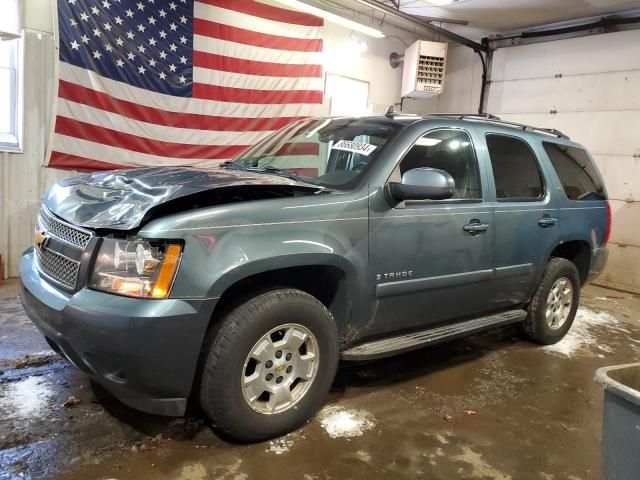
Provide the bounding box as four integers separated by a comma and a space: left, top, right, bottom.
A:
604, 201, 612, 245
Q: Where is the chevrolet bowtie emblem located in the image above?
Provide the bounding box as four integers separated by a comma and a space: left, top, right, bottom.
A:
34, 230, 50, 250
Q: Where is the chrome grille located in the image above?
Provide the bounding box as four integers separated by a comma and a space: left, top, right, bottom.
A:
34, 207, 94, 289
34, 247, 80, 289
38, 208, 92, 249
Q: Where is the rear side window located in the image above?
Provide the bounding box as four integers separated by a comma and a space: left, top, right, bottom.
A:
543, 142, 606, 201
486, 134, 544, 201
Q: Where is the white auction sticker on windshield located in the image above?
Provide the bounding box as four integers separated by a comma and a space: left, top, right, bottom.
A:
332, 140, 377, 156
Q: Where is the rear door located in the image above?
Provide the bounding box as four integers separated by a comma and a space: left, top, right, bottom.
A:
481, 133, 561, 309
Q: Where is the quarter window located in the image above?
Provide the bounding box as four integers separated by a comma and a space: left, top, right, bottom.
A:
486, 134, 544, 201
391, 129, 481, 200
543, 142, 606, 201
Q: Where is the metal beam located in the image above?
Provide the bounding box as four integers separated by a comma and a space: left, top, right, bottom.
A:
487, 9, 640, 49
348, 0, 488, 52
478, 47, 493, 114
414, 15, 469, 26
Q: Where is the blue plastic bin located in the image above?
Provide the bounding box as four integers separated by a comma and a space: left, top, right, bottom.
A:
595, 363, 640, 480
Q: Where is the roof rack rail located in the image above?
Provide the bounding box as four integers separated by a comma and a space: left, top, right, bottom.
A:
532, 127, 570, 139
427, 113, 503, 120
486, 119, 571, 140
426, 112, 570, 140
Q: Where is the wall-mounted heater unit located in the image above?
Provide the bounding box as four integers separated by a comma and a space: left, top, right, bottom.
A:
401, 40, 448, 98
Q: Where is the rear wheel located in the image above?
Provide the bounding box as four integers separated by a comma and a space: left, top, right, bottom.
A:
523, 257, 581, 345
199, 289, 339, 442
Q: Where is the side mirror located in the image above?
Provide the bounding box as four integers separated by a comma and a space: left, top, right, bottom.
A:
387, 168, 455, 204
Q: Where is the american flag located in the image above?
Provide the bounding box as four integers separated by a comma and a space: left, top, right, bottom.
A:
47, 0, 324, 170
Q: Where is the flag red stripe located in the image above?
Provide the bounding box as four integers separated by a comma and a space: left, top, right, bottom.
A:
197, 0, 324, 27
273, 142, 319, 156
193, 51, 322, 78
255, 121, 303, 153
54, 116, 249, 159
58, 80, 302, 132
194, 18, 322, 52
193, 83, 323, 104
49, 151, 128, 172
260, 122, 312, 153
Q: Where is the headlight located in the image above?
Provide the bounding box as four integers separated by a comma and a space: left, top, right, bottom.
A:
89, 238, 182, 299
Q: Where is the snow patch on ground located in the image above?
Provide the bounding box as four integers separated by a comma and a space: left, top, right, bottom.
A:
318, 406, 375, 439
543, 307, 620, 358
266, 437, 294, 455
30, 349, 56, 357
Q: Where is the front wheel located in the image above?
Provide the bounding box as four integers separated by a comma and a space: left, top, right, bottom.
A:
199, 289, 339, 442
523, 257, 581, 345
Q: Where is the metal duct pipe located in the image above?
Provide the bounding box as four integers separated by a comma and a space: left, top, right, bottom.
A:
389, 52, 404, 69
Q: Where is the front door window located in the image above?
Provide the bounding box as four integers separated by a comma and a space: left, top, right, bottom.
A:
389, 129, 481, 201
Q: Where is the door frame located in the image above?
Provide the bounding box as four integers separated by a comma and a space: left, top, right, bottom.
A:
474, 128, 561, 303
365, 123, 497, 335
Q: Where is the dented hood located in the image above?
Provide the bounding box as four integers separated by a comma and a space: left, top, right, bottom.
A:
43, 166, 324, 230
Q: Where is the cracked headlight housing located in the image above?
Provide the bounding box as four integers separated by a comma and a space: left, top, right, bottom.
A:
89, 238, 182, 299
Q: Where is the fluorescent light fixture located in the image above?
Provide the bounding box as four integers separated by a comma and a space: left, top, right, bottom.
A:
274, 0, 385, 38
422, 0, 457, 5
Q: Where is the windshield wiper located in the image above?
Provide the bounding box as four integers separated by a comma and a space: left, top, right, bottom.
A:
220, 163, 319, 186
245, 165, 304, 181
219, 161, 247, 170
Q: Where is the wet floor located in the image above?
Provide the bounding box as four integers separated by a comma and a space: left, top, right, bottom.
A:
1, 279, 639, 480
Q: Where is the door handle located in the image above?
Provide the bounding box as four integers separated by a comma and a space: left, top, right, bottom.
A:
538, 217, 558, 228
463, 222, 491, 235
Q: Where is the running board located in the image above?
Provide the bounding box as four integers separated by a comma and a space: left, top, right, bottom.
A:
341, 309, 527, 361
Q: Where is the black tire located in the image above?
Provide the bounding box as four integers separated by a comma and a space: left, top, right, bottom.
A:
199, 288, 339, 442
523, 257, 581, 345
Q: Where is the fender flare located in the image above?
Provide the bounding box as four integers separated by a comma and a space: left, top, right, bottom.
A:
207, 252, 358, 300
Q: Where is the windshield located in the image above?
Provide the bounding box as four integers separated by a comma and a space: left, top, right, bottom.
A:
228, 118, 404, 189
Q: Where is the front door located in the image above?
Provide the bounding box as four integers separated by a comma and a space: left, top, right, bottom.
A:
368, 128, 495, 337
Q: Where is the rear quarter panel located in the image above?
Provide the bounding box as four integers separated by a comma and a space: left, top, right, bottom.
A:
532, 137, 609, 277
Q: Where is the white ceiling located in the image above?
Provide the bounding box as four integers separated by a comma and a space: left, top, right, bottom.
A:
388, 0, 640, 38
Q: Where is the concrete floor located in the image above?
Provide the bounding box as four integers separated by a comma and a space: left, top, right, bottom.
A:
1, 279, 639, 480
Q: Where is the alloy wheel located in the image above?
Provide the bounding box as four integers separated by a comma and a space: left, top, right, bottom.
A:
545, 277, 574, 330
241, 323, 319, 414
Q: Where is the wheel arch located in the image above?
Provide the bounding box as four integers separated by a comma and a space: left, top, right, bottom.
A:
546, 239, 592, 285
208, 254, 356, 336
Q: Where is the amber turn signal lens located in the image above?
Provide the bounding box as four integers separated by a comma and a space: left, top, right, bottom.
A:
151, 244, 182, 299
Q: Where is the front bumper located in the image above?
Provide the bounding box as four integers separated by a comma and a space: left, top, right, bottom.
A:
19, 247, 216, 416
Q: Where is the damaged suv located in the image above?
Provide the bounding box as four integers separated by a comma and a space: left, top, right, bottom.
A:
20, 113, 609, 441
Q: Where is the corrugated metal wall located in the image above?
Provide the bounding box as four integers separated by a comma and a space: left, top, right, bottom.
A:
0, 29, 76, 278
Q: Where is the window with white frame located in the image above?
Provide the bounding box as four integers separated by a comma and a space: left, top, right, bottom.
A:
0, 38, 20, 151
325, 73, 370, 117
